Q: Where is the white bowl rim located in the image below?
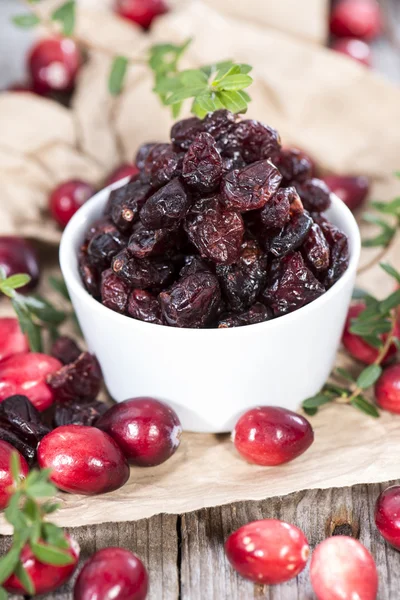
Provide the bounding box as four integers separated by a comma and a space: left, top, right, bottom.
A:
60, 180, 361, 337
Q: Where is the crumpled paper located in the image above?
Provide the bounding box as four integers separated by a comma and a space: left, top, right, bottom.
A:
1, 0, 400, 533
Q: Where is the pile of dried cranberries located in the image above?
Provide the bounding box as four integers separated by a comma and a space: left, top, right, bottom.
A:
78, 109, 350, 329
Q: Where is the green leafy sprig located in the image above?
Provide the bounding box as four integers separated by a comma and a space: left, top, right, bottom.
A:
0, 454, 74, 599
302, 262, 400, 418
12, 0, 75, 35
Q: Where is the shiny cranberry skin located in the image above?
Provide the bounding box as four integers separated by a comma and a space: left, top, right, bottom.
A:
323, 175, 369, 211
49, 180, 95, 228
225, 519, 309, 584
375, 364, 400, 413
4, 536, 79, 596
0, 318, 29, 364
115, 0, 168, 28
0, 353, 62, 412
0, 441, 29, 509
375, 485, 400, 549
74, 547, 148, 600
0, 236, 40, 292
330, 0, 381, 40
28, 37, 81, 94
105, 164, 140, 186
342, 304, 398, 365
232, 406, 314, 466
310, 536, 378, 600
38, 425, 130, 495
331, 38, 372, 67
97, 397, 182, 467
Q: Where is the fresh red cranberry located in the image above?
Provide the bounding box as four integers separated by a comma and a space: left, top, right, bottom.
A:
0, 353, 62, 412
105, 164, 140, 187
375, 364, 400, 413
323, 174, 369, 211
375, 485, 400, 550
225, 519, 309, 584
232, 406, 314, 466
74, 547, 148, 600
38, 425, 130, 495
0, 236, 40, 292
115, 0, 168, 28
28, 37, 81, 95
0, 318, 29, 364
97, 397, 182, 467
331, 38, 372, 67
4, 536, 79, 596
49, 180, 95, 228
342, 304, 399, 365
0, 441, 29, 509
330, 0, 382, 40
310, 536, 378, 600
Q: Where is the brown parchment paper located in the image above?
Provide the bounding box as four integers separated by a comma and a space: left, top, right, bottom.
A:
1, 0, 400, 533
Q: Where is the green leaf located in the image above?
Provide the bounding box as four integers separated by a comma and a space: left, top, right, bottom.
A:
303, 406, 318, 416
324, 383, 349, 397
352, 287, 376, 301
23, 295, 66, 325
302, 394, 333, 409
49, 275, 70, 301
165, 85, 209, 105
31, 542, 75, 567
179, 69, 208, 88
372, 197, 400, 216
335, 367, 355, 382
5, 493, 28, 531
194, 92, 224, 113
108, 56, 128, 96
51, 0, 75, 36
356, 364, 382, 389
213, 74, 253, 91
350, 319, 392, 336
27, 481, 57, 499
0, 546, 21, 585
12, 14, 40, 28
379, 289, 400, 314
23, 497, 40, 523
380, 262, 400, 285
350, 395, 380, 418
14, 561, 35, 595
11, 298, 42, 352
42, 523, 69, 549
216, 90, 248, 113
0, 586, 7, 600
41, 502, 61, 515
10, 452, 21, 485
360, 334, 382, 349
362, 213, 395, 248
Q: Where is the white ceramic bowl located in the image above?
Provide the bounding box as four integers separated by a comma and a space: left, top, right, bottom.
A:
60, 180, 361, 433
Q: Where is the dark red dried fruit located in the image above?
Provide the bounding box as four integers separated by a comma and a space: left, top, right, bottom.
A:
179, 255, 211, 278
127, 289, 162, 324
143, 144, 183, 188
135, 142, 157, 170
84, 217, 119, 244
171, 117, 204, 151
87, 231, 125, 270
107, 180, 151, 233
230, 120, 281, 163
101, 268, 130, 313
276, 148, 313, 185
112, 250, 174, 289
54, 398, 108, 428
159, 272, 221, 328
218, 303, 272, 328
317, 218, 350, 288
47, 352, 102, 402
140, 178, 190, 230
301, 222, 330, 273
296, 178, 331, 213
269, 211, 313, 257
221, 160, 282, 212
128, 222, 176, 259
262, 252, 325, 316
78, 248, 100, 297
51, 336, 81, 365
259, 188, 291, 229
185, 196, 244, 265
216, 239, 268, 311
202, 110, 237, 147
182, 132, 223, 193
0, 395, 50, 466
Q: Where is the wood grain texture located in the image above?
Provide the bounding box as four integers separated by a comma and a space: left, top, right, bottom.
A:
1, 481, 399, 599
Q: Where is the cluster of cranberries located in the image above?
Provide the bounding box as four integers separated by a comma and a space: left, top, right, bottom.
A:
329, 0, 382, 67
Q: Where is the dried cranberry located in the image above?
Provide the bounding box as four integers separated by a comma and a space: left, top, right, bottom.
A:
276, 148, 313, 185
54, 398, 108, 427
101, 268, 130, 313
106, 180, 151, 232
301, 222, 330, 273
143, 144, 183, 188
84, 217, 119, 243
221, 153, 246, 173
259, 188, 291, 229
269, 211, 313, 258
171, 117, 204, 151
317, 218, 350, 287
135, 142, 157, 170
296, 178, 331, 212
182, 132, 223, 193
79, 248, 100, 297
262, 252, 325, 316
179, 255, 212, 278
47, 352, 102, 403
221, 160, 282, 212
127, 289, 162, 324
51, 336, 81, 365
140, 178, 190, 229
202, 110, 237, 146
112, 250, 174, 289
216, 239, 268, 311
230, 120, 281, 163
218, 303, 272, 328
128, 222, 176, 259
87, 231, 125, 270
185, 196, 244, 265
0, 395, 50, 466
159, 272, 221, 328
